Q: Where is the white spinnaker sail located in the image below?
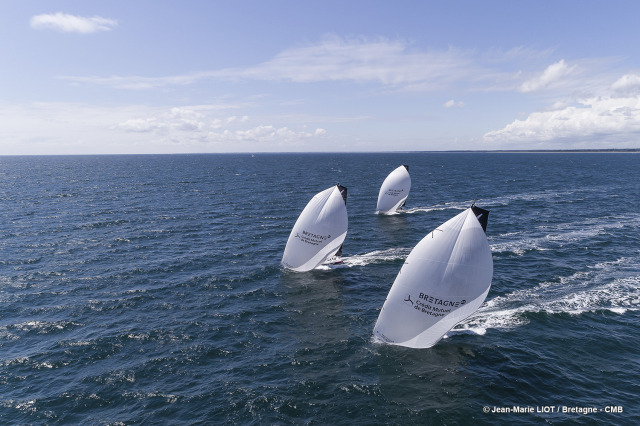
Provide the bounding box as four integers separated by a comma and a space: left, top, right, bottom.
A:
282, 185, 348, 272
373, 207, 493, 348
376, 165, 411, 214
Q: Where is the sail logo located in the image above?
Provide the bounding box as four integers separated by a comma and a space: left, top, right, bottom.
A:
385, 188, 404, 197
404, 294, 414, 305
410, 292, 468, 318
295, 230, 331, 246
419, 292, 466, 308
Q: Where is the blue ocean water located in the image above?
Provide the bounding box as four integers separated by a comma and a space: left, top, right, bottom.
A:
1, 152, 639, 424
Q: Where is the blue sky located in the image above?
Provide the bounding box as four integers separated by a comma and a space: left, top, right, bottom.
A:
2, 1, 640, 154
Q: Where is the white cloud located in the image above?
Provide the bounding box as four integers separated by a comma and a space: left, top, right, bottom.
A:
118, 107, 206, 133
30, 12, 117, 33
611, 72, 640, 95
519, 60, 577, 92
118, 117, 161, 132
116, 107, 325, 148
227, 116, 249, 123
444, 99, 465, 108
483, 95, 640, 145
224, 125, 318, 143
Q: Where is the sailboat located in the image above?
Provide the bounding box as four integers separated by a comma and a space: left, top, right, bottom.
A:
281, 185, 348, 272
373, 205, 492, 348
376, 165, 411, 214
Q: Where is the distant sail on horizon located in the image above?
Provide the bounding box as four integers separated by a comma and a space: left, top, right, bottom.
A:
282, 185, 348, 272
373, 206, 493, 348
376, 165, 411, 214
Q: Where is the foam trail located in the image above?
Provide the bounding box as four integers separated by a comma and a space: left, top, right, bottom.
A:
405, 203, 467, 214
484, 189, 579, 206
447, 256, 640, 336
323, 248, 411, 269
406, 190, 581, 215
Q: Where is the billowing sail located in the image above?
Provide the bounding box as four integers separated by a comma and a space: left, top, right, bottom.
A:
282, 185, 348, 272
376, 165, 411, 214
373, 206, 492, 348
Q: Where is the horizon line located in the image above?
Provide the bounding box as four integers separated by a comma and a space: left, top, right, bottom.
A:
1, 148, 640, 157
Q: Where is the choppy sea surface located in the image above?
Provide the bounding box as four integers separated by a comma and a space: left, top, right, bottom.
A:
1, 152, 639, 424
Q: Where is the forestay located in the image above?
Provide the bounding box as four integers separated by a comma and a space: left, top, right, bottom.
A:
282, 185, 348, 272
376, 165, 411, 214
373, 206, 493, 348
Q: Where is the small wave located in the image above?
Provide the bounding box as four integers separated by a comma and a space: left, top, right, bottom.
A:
123, 391, 180, 403
490, 237, 549, 256
1, 399, 38, 416
2, 320, 82, 336
490, 213, 640, 256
